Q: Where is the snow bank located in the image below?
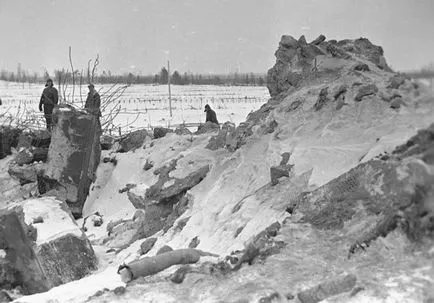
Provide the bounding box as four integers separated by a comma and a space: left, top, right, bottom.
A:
21, 197, 83, 245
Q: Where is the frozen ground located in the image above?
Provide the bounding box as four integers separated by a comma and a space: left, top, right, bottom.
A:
15, 76, 434, 302
3, 59, 434, 301
0, 81, 269, 132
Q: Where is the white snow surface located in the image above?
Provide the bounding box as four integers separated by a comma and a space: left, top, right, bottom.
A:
17, 266, 125, 303
11, 71, 434, 302
0, 81, 268, 132
21, 197, 84, 245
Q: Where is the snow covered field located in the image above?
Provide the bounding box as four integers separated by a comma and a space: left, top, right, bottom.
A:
0, 81, 269, 133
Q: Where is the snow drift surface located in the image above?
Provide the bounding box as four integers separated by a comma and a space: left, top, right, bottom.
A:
17, 35, 434, 302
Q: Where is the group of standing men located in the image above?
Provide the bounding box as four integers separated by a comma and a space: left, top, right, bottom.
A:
39, 79, 219, 131
39, 79, 101, 130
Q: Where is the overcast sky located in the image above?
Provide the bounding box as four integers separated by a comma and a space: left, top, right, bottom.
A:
0, 0, 433, 75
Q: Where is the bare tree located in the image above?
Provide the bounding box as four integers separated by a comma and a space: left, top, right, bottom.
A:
79, 68, 84, 105
91, 54, 99, 83
1, 52, 134, 136
69, 46, 76, 102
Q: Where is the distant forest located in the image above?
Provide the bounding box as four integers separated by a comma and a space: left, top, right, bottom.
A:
0, 65, 267, 86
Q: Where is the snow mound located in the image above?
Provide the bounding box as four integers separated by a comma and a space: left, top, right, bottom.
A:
16, 35, 434, 302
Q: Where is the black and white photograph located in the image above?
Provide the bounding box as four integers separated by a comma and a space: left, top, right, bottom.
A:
0, 0, 433, 302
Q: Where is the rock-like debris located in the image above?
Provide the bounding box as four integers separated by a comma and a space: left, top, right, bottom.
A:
37, 105, 101, 218
8, 163, 43, 186
234, 226, 244, 238
288, 123, 434, 258
348, 213, 400, 258
154, 127, 173, 139
332, 84, 347, 100
7, 131, 51, 167
298, 35, 307, 45
393, 123, 434, 159
387, 74, 406, 89
175, 125, 192, 135
335, 96, 348, 110
0, 128, 27, 160
100, 135, 115, 150
262, 119, 278, 134
380, 91, 402, 102
125, 157, 208, 237
313, 87, 329, 111
310, 34, 326, 45
15, 147, 48, 166
326, 43, 350, 58
102, 156, 117, 165
195, 121, 220, 135
1, 199, 98, 295
104, 210, 149, 250
163, 196, 191, 233
143, 159, 154, 170
350, 286, 365, 297
230, 221, 283, 271
0, 290, 12, 302
353, 62, 370, 72
258, 292, 281, 303
118, 129, 148, 152
113, 286, 126, 296
270, 152, 294, 185
206, 122, 236, 150
286, 99, 303, 112
139, 237, 157, 255
297, 274, 357, 303
188, 236, 200, 249
118, 183, 136, 194
0, 206, 48, 294
169, 261, 232, 284
389, 97, 406, 109
267, 34, 390, 107
144, 159, 207, 202
170, 265, 193, 284
354, 84, 378, 101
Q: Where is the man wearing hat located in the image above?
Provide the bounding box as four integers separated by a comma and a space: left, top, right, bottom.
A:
85, 83, 101, 117
39, 78, 58, 130
85, 83, 102, 133
204, 104, 219, 125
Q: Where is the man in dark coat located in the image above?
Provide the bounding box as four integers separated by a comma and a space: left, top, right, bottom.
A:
204, 104, 218, 125
39, 79, 58, 130
85, 83, 102, 132
84, 83, 101, 116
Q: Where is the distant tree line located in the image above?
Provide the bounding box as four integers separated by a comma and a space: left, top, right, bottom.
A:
91, 67, 267, 86
0, 65, 267, 86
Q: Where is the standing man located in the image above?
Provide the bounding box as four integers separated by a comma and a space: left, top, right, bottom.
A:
204, 104, 219, 125
84, 83, 101, 116
39, 78, 59, 131
82, 83, 102, 197
85, 83, 102, 132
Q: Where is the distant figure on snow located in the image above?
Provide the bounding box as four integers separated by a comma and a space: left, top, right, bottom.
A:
39, 78, 58, 131
85, 83, 102, 130
204, 104, 218, 125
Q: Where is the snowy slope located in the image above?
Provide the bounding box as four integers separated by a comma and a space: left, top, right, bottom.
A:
14, 37, 434, 302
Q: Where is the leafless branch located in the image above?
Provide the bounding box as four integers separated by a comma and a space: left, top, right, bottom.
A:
69, 46, 75, 102
91, 54, 100, 83
62, 69, 69, 103
87, 59, 92, 83
80, 68, 83, 105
